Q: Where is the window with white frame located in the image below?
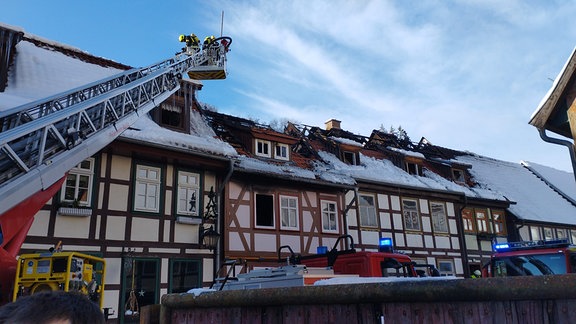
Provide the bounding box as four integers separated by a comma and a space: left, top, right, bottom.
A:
571, 230, 576, 244
430, 202, 448, 233
255, 139, 271, 158
343, 151, 357, 165
275, 143, 290, 161
359, 194, 377, 227
61, 158, 94, 207
492, 210, 506, 235
475, 209, 490, 233
437, 260, 455, 276
321, 200, 338, 232
134, 164, 161, 213
280, 195, 298, 229
402, 199, 421, 231
557, 228, 567, 239
176, 171, 200, 216
543, 227, 554, 240
530, 226, 541, 240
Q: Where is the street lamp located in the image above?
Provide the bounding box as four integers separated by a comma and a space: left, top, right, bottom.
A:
199, 225, 220, 251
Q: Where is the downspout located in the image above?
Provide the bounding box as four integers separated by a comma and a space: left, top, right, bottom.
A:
215, 158, 234, 274
456, 195, 470, 278
341, 188, 359, 250
538, 128, 576, 183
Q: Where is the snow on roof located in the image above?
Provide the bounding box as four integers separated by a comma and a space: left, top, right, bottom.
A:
0, 38, 123, 110
521, 161, 576, 203
456, 155, 576, 225
120, 111, 237, 157
387, 146, 426, 159
317, 151, 507, 201
329, 136, 363, 147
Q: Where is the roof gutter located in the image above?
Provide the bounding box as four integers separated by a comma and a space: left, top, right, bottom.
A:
537, 128, 576, 184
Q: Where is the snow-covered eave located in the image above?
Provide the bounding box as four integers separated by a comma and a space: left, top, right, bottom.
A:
529, 45, 576, 128
232, 164, 357, 190
354, 176, 477, 201
117, 136, 234, 161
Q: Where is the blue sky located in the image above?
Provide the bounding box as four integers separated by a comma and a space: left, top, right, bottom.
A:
3, 0, 576, 172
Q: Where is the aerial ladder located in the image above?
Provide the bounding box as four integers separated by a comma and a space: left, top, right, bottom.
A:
0, 36, 232, 304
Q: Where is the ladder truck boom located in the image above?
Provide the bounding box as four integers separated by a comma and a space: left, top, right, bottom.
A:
0, 36, 231, 304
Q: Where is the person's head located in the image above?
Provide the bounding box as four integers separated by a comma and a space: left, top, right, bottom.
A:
474, 270, 481, 277
0, 291, 104, 324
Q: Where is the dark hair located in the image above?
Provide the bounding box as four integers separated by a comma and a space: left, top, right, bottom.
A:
0, 291, 104, 324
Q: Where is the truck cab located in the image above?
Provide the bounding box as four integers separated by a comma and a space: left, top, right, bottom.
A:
486, 239, 576, 277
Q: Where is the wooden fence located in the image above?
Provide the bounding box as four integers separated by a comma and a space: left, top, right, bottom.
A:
146, 275, 576, 323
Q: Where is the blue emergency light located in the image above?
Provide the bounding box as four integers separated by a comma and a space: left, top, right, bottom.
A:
494, 243, 510, 251
379, 238, 393, 252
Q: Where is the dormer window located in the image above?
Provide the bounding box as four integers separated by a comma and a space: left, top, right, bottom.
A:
405, 162, 423, 176
452, 169, 465, 183
343, 151, 357, 165
275, 143, 290, 161
255, 139, 271, 158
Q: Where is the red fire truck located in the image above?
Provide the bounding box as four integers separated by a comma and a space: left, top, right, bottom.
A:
485, 239, 576, 277
282, 235, 440, 278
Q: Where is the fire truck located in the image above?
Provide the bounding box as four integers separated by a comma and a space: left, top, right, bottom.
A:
484, 239, 576, 277
0, 35, 232, 305
212, 236, 440, 290
289, 236, 440, 278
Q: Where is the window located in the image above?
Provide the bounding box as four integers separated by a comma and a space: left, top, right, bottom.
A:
530, 226, 541, 240
321, 200, 338, 232
255, 193, 274, 227
492, 210, 506, 235
280, 196, 298, 229
571, 230, 576, 244
462, 208, 475, 233
405, 162, 423, 176
61, 158, 94, 206
430, 202, 448, 233
402, 199, 421, 231
359, 194, 377, 227
255, 139, 271, 158
176, 171, 200, 216
343, 151, 357, 165
160, 103, 183, 129
134, 164, 161, 213
475, 209, 490, 233
452, 169, 465, 183
557, 228, 567, 239
275, 143, 290, 161
437, 260, 455, 276
543, 227, 554, 240
169, 259, 201, 293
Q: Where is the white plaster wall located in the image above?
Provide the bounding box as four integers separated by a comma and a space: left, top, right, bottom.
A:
108, 184, 129, 211
228, 232, 249, 251
390, 196, 401, 211
174, 223, 197, 244
406, 234, 423, 248
435, 236, 451, 249
236, 205, 251, 228
424, 235, 434, 248
347, 209, 357, 227
361, 230, 380, 246
29, 210, 50, 236
105, 216, 126, 240
54, 215, 91, 238
380, 212, 391, 230
446, 202, 455, 216
254, 233, 277, 252
302, 210, 313, 233
105, 257, 122, 285
202, 257, 214, 285
377, 194, 389, 210
394, 233, 405, 247
421, 216, 431, 232
110, 155, 131, 181
449, 219, 458, 234
131, 217, 159, 241
419, 199, 429, 214
451, 236, 460, 249
392, 213, 403, 230
280, 235, 301, 253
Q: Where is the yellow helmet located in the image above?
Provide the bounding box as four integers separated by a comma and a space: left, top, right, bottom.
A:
179, 35, 185, 42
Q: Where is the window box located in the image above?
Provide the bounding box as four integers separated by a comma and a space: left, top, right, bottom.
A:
57, 207, 93, 217
176, 216, 203, 225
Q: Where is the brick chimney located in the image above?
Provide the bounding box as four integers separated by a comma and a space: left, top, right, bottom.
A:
325, 118, 341, 130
